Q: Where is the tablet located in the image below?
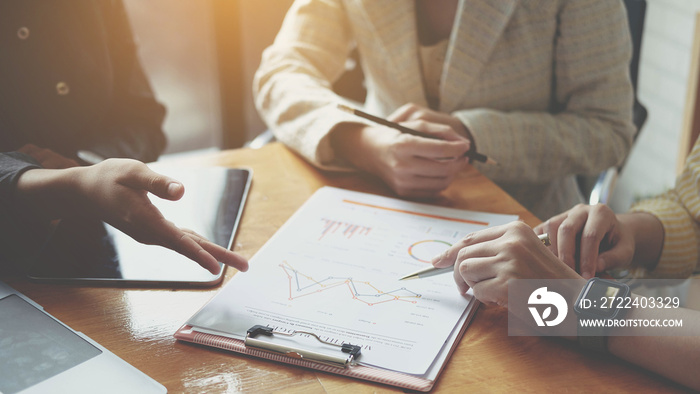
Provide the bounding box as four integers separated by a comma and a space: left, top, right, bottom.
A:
26, 166, 251, 287
0, 281, 165, 393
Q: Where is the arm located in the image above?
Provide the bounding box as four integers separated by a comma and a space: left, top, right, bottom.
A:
253, 0, 362, 169
10, 159, 248, 275
432, 222, 700, 390
536, 137, 700, 279
456, 0, 635, 183
255, 1, 471, 197
535, 204, 665, 279
628, 140, 700, 278
608, 307, 700, 390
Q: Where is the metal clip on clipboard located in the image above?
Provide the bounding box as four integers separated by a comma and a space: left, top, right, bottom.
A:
245, 325, 362, 368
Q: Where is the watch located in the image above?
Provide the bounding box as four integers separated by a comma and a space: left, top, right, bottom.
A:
573, 278, 631, 352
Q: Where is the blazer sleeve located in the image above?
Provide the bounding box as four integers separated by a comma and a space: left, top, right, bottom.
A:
454, 0, 635, 184
253, 0, 371, 170
627, 140, 700, 279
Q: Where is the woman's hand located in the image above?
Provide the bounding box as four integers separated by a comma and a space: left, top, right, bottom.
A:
387, 103, 471, 141
534, 204, 636, 279
431, 221, 581, 306
331, 104, 471, 198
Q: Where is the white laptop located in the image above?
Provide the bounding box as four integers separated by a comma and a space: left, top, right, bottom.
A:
0, 281, 166, 394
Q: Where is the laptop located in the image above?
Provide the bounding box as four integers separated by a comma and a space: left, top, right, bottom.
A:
0, 281, 166, 394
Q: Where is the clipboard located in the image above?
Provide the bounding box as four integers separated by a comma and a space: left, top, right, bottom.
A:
174, 187, 515, 391
174, 300, 479, 391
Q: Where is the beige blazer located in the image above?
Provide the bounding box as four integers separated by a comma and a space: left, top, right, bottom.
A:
253, 0, 635, 220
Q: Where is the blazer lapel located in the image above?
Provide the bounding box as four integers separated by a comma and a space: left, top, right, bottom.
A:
441, 0, 518, 112
359, 0, 428, 107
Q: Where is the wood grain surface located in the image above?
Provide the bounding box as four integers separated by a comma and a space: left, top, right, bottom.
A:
2, 143, 686, 393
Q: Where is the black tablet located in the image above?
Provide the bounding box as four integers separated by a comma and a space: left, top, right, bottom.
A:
26, 166, 252, 287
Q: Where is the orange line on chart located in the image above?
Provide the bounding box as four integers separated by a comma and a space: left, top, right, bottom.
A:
280, 262, 421, 306
342, 199, 489, 226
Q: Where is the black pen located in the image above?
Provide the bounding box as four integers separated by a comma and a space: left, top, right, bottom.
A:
336, 104, 497, 165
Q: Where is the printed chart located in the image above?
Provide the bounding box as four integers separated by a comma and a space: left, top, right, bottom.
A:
280, 261, 421, 306
407, 240, 452, 263
318, 218, 372, 240
188, 187, 517, 375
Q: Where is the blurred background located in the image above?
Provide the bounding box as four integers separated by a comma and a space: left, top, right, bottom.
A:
124, 0, 700, 213
123, 0, 293, 154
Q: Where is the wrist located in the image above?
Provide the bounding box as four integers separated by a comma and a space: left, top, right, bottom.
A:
330, 123, 389, 173
15, 167, 85, 220
574, 278, 631, 352
619, 212, 663, 272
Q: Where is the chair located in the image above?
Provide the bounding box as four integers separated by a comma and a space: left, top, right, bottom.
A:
580, 0, 648, 205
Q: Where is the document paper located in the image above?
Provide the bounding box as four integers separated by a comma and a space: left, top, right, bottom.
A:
187, 187, 517, 375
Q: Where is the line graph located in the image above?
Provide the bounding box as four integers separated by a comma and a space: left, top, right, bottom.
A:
280, 262, 421, 306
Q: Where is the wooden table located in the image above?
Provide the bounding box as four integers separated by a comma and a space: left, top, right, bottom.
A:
2, 143, 686, 392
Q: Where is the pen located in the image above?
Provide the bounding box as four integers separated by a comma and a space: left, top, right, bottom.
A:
336, 104, 498, 165
399, 233, 551, 281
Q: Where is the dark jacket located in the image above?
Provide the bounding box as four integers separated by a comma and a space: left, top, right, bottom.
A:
0, 0, 166, 273
0, 0, 166, 162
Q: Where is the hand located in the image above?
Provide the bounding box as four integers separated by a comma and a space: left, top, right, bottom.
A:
534, 204, 636, 279
18, 144, 80, 169
331, 105, 471, 198
76, 159, 249, 274
431, 221, 581, 306
387, 103, 472, 142
364, 125, 470, 197
17, 159, 249, 275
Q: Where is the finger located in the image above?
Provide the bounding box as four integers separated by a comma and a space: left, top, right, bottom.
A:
556, 210, 588, 271
201, 242, 249, 272
597, 240, 633, 272
432, 226, 506, 268
122, 164, 184, 200
181, 228, 208, 239
412, 155, 469, 178
578, 207, 616, 279
387, 103, 420, 123
401, 120, 468, 143
391, 155, 455, 179
453, 260, 472, 294
456, 256, 498, 284
397, 135, 469, 159
171, 230, 222, 275
146, 219, 221, 274
182, 230, 249, 272
536, 214, 567, 256
534, 217, 558, 237
470, 278, 507, 307
388, 160, 466, 196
